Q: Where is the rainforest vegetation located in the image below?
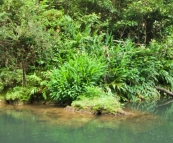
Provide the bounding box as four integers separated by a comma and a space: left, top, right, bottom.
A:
0, 0, 173, 114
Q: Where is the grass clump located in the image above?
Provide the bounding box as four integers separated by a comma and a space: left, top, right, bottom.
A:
71, 87, 123, 115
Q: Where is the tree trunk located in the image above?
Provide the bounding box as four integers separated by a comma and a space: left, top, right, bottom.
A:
156, 86, 173, 97
22, 62, 27, 87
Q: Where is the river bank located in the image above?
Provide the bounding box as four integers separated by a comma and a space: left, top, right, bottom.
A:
0, 97, 157, 119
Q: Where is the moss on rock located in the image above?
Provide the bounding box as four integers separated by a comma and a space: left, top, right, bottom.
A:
71, 96, 124, 115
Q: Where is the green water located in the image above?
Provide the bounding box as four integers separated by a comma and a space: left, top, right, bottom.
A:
0, 99, 173, 143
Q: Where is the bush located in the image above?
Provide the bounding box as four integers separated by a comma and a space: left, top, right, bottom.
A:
106, 40, 161, 101
48, 54, 107, 103
5, 87, 31, 103
0, 69, 22, 91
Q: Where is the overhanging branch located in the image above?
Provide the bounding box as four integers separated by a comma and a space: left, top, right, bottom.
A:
156, 86, 173, 97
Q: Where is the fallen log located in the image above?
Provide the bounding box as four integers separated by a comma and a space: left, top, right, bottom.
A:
156, 86, 173, 97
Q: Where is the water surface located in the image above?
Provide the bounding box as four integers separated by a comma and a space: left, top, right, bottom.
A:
0, 99, 173, 143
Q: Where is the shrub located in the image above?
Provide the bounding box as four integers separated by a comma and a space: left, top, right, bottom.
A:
48, 54, 107, 103
5, 86, 31, 103
0, 69, 22, 91
106, 40, 161, 101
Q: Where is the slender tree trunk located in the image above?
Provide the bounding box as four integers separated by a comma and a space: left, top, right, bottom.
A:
22, 61, 27, 87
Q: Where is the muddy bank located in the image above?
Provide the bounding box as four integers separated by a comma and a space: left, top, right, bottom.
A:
0, 97, 130, 116
0, 100, 159, 119
0, 98, 162, 129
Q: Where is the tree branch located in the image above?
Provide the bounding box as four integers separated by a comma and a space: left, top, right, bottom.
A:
156, 86, 173, 97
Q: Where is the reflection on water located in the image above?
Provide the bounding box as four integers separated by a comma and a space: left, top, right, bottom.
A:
0, 99, 173, 143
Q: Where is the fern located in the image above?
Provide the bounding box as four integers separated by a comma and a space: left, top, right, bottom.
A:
48, 53, 107, 103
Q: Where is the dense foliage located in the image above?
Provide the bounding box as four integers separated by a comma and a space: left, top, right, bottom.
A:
48, 54, 107, 103
0, 0, 173, 110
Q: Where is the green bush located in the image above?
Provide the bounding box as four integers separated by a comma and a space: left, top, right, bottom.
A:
4, 72, 50, 103
5, 86, 31, 103
0, 69, 22, 91
26, 72, 49, 101
106, 40, 161, 101
48, 54, 107, 103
